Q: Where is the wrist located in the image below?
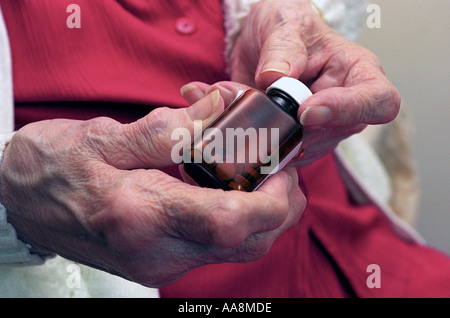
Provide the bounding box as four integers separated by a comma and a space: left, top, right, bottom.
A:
0, 132, 14, 202
0, 132, 49, 267
0, 131, 14, 160
0, 202, 45, 267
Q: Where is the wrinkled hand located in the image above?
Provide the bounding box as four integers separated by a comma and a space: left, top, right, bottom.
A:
230, 0, 401, 166
0, 91, 305, 287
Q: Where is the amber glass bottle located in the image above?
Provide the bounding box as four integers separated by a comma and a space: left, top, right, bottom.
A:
183, 77, 312, 191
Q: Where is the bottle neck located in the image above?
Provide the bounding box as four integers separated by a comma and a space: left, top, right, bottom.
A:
267, 88, 299, 119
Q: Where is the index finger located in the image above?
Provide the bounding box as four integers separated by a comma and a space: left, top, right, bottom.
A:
299, 77, 401, 128
163, 167, 302, 249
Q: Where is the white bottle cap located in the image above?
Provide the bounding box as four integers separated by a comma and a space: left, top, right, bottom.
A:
266, 77, 312, 105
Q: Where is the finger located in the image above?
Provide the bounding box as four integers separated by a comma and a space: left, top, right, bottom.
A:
299, 80, 401, 128
210, 167, 305, 263
295, 123, 366, 164
180, 82, 210, 105
166, 167, 302, 249
258, 166, 304, 234
205, 81, 253, 106
226, 167, 304, 247
99, 90, 225, 169
291, 137, 341, 167
181, 81, 253, 107
301, 124, 367, 148
254, 19, 308, 89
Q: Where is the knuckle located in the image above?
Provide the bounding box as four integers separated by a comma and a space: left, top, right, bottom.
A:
236, 233, 273, 263
84, 117, 119, 142
267, 21, 304, 52
139, 107, 175, 159
208, 213, 243, 248
261, 193, 289, 221
82, 117, 120, 155
356, 79, 401, 125
206, 198, 249, 248
276, 195, 290, 215
87, 178, 149, 253
88, 181, 129, 233
388, 85, 402, 120
374, 82, 402, 123
146, 107, 172, 134
114, 107, 177, 167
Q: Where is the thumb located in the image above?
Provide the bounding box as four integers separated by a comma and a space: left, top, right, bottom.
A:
254, 20, 308, 89
105, 90, 224, 169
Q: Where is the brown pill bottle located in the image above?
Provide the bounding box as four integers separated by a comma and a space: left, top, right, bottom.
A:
183, 77, 312, 192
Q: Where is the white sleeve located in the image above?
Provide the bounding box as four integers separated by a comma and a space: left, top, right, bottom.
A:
0, 204, 45, 267
222, 0, 370, 56
0, 5, 46, 267
312, 0, 369, 41
0, 3, 13, 135
0, 133, 45, 266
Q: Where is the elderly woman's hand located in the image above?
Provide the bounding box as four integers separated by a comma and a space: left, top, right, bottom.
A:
230, 0, 401, 166
0, 91, 305, 287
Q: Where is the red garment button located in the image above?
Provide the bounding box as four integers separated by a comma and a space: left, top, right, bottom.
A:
175, 17, 197, 35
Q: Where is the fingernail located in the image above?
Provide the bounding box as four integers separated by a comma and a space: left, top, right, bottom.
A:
300, 106, 333, 127
206, 84, 234, 103
186, 89, 220, 121
260, 60, 291, 75
180, 83, 205, 105
202, 90, 221, 127
210, 89, 220, 114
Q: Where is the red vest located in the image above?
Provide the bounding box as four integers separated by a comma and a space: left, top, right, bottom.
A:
2, 0, 449, 297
